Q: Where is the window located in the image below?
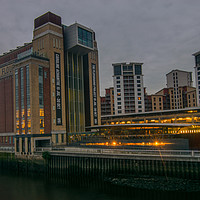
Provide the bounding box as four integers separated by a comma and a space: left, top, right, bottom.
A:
137, 80, 140, 83
195, 55, 200, 66
117, 97, 121, 101
135, 65, 142, 75
117, 81, 120, 84
117, 85, 121, 88
114, 65, 121, 76
138, 93, 141, 96
116, 76, 120, 79
39, 67, 44, 106
78, 27, 93, 48
61, 134, 64, 143
44, 71, 47, 79
137, 76, 140, 79
138, 101, 141, 104
117, 89, 121, 92
118, 110, 122, 114
117, 102, 121, 105
137, 89, 141, 91
118, 106, 121, 109
56, 134, 58, 143
137, 84, 141, 87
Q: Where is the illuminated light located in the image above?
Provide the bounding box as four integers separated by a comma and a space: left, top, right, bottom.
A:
111, 122, 114, 125
155, 141, 158, 146
186, 117, 192, 120
178, 118, 183, 120
112, 141, 117, 146
142, 142, 145, 145
151, 120, 155, 122
121, 121, 125, 124
106, 142, 108, 145
172, 118, 175, 121
127, 121, 131, 124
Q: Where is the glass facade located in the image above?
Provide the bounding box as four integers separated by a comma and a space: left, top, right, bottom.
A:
67, 52, 85, 133
78, 27, 93, 48
114, 65, 121, 76
135, 65, 142, 75
195, 54, 200, 66
15, 69, 19, 134
26, 65, 31, 134
21, 68, 25, 134
39, 66, 44, 134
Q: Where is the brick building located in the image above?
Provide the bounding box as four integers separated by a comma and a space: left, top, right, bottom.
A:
0, 12, 101, 154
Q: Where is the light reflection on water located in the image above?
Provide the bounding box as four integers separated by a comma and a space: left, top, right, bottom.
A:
0, 172, 199, 200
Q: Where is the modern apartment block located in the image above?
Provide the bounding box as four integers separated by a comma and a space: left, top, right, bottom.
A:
0, 12, 101, 154
166, 69, 193, 109
193, 51, 200, 106
101, 87, 115, 116
113, 62, 145, 115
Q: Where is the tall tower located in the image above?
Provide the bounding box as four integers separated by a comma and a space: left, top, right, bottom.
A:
63, 22, 101, 136
32, 12, 66, 144
113, 62, 145, 115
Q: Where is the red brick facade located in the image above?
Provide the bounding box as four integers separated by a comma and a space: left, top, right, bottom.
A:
0, 76, 14, 133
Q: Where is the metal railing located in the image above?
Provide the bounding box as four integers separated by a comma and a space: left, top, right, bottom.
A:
0, 146, 14, 152
34, 147, 200, 158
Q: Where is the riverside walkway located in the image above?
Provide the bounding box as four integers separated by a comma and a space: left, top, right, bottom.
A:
35, 147, 200, 162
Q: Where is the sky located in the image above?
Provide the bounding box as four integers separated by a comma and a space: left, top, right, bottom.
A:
1, 0, 200, 96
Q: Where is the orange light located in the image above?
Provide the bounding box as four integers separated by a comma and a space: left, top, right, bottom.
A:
112, 142, 117, 145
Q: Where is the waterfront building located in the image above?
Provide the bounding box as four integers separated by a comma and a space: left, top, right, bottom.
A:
113, 62, 145, 115
166, 69, 193, 109
193, 51, 200, 106
101, 87, 115, 116
0, 12, 101, 154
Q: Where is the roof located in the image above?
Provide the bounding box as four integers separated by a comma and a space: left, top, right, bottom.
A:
88, 123, 193, 130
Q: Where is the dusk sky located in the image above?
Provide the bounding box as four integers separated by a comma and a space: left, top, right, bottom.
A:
1, 0, 200, 95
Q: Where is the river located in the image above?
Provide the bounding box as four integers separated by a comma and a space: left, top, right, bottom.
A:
0, 171, 200, 200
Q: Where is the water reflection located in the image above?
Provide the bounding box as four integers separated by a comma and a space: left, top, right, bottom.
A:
0, 171, 200, 200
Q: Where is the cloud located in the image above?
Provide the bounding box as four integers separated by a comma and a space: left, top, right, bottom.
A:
0, 0, 200, 96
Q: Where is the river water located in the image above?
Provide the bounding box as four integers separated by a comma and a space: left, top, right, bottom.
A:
0, 171, 200, 200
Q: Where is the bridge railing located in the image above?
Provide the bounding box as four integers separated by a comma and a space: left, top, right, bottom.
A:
0, 146, 14, 152
34, 147, 200, 158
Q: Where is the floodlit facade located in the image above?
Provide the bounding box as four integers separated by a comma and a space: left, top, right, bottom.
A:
0, 12, 101, 154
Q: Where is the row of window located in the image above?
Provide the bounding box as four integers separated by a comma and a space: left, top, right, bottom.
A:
114, 65, 142, 76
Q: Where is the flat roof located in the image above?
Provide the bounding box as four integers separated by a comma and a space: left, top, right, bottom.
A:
101, 107, 200, 119
88, 123, 193, 130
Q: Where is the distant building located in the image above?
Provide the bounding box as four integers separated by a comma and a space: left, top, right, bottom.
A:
150, 86, 196, 111
166, 69, 193, 109
151, 88, 170, 111
193, 51, 200, 106
113, 62, 145, 115
144, 88, 152, 112
101, 87, 115, 116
